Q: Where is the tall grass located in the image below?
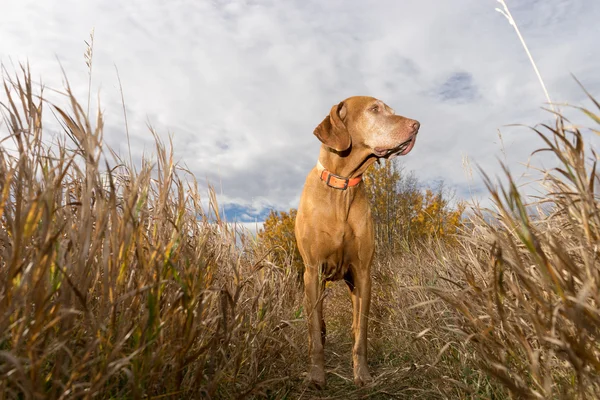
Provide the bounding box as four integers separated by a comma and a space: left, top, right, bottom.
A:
437, 96, 600, 398
432, 3, 600, 396
0, 65, 306, 398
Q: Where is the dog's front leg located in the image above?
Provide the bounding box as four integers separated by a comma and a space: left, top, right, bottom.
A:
304, 265, 326, 388
349, 269, 373, 386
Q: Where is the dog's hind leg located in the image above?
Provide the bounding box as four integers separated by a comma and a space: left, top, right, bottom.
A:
346, 267, 373, 387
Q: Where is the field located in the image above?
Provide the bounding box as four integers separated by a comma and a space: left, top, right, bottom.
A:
1, 63, 599, 399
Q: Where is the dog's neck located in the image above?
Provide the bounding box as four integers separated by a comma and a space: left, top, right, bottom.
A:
318, 145, 378, 179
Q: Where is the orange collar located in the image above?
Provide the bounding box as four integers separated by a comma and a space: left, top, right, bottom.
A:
316, 161, 362, 190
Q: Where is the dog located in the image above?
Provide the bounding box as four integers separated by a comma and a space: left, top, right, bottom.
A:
295, 96, 419, 388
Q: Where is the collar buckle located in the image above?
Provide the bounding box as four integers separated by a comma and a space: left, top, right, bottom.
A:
325, 172, 349, 190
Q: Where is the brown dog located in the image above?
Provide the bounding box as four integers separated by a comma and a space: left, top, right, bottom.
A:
295, 96, 420, 388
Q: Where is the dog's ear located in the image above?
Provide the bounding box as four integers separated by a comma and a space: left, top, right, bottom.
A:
313, 101, 351, 152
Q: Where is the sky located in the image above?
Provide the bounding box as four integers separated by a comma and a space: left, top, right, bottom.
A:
1, 0, 599, 223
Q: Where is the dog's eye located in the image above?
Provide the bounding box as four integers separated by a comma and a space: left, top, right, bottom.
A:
370, 105, 379, 112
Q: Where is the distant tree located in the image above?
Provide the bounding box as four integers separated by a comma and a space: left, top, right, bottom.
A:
363, 160, 465, 251
256, 209, 303, 276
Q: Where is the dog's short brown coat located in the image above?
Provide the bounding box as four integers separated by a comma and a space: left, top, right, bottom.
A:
295, 96, 420, 388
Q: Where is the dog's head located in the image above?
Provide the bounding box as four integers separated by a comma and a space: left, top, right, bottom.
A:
314, 96, 419, 159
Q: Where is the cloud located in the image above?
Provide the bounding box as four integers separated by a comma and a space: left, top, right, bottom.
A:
1, 0, 599, 218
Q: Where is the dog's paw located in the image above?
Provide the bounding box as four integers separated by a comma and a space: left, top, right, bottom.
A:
307, 367, 326, 389
353, 366, 372, 387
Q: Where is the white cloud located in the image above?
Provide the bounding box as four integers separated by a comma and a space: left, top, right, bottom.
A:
1, 0, 599, 216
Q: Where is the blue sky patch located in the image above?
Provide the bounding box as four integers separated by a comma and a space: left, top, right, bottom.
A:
222, 203, 272, 223
437, 72, 479, 103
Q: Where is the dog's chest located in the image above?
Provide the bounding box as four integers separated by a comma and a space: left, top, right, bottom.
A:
321, 224, 372, 281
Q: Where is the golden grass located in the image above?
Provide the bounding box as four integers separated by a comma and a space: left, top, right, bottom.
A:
436, 91, 600, 398
0, 65, 307, 398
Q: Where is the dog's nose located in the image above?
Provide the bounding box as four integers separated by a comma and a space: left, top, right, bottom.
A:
410, 120, 420, 132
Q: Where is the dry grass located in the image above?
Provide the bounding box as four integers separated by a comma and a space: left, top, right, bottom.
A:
436, 93, 600, 398
0, 65, 307, 399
